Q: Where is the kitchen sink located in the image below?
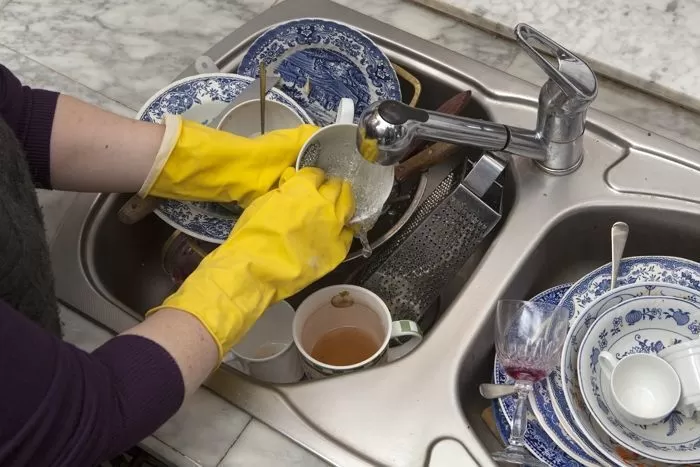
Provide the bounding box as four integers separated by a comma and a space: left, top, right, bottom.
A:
51, 0, 700, 465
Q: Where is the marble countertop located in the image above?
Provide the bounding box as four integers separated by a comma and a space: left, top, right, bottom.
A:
413, 0, 700, 113
6, 0, 700, 465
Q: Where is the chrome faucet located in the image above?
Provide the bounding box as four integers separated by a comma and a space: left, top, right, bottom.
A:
356, 24, 598, 175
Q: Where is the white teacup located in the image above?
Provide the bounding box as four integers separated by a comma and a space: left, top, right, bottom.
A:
293, 284, 422, 379
296, 98, 394, 228
659, 338, 700, 417
599, 351, 681, 425
224, 301, 304, 384
215, 99, 304, 137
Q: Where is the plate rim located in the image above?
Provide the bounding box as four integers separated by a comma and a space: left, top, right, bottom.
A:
135, 72, 312, 244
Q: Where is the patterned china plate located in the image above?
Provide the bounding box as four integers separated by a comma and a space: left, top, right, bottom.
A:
578, 296, 700, 464
562, 282, 700, 466
493, 284, 596, 466
136, 73, 313, 243
238, 18, 401, 126
547, 256, 700, 462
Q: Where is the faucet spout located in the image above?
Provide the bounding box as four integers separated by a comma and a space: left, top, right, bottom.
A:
356, 23, 597, 175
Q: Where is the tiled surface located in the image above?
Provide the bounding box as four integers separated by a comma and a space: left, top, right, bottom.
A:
218, 420, 330, 467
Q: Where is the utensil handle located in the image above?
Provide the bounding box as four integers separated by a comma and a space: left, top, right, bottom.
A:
387, 320, 422, 362
599, 351, 617, 376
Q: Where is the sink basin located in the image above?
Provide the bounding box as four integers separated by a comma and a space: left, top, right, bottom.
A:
51, 0, 700, 465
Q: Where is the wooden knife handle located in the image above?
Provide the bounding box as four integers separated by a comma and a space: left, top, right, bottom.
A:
117, 195, 163, 224
395, 142, 460, 181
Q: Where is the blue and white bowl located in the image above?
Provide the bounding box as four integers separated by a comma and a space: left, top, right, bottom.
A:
136, 73, 312, 243
239, 18, 401, 126
577, 295, 700, 464
547, 256, 700, 463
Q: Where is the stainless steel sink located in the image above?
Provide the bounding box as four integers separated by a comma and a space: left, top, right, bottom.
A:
51, 0, 700, 465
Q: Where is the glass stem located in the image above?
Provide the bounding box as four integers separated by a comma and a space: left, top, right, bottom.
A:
509, 381, 533, 448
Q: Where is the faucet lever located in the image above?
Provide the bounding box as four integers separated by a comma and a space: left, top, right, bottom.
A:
514, 23, 597, 102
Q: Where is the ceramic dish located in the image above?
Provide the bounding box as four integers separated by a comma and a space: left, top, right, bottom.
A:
493, 284, 598, 466
136, 73, 313, 243
578, 295, 700, 464
547, 256, 700, 460
238, 18, 401, 126
560, 282, 700, 464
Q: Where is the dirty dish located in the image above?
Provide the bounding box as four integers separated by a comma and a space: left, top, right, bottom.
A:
296, 98, 394, 232
238, 18, 401, 126
493, 284, 599, 466
293, 285, 421, 379
547, 257, 700, 462
598, 351, 681, 426
577, 295, 700, 464
659, 338, 700, 417
136, 73, 312, 243
224, 301, 304, 384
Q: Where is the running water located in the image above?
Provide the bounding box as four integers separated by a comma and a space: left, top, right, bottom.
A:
357, 230, 372, 258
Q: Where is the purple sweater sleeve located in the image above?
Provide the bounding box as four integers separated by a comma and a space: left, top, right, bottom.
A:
0, 300, 185, 466
0, 64, 58, 189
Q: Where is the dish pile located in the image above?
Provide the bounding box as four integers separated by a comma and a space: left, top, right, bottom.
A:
132, 18, 436, 265
492, 248, 700, 466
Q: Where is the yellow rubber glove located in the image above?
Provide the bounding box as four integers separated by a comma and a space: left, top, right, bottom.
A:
138, 114, 318, 207
147, 167, 355, 360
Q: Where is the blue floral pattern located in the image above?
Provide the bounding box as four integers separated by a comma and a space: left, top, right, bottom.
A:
238, 19, 401, 126
548, 263, 700, 465
578, 295, 700, 464
136, 73, 312, 243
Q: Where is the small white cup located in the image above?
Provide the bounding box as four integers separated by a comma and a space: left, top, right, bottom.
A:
296, 98, 394, 227
293, 284, 422, 379
216, 99, 304, 137
599, 351, 681, 425
659, 338, 700, 417
224, 301, 304, 384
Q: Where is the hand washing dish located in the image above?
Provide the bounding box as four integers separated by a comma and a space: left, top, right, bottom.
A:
577, 296, 700, 464
136, 73, 312, 243
238, 18, 401, 126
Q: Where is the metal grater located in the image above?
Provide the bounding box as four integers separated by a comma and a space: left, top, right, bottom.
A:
356, 153, 505, 322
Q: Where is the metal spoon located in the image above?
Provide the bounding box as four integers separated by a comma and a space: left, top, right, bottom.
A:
259, 62, 266, 135
479, 383, 517, 399
610, 221, 630, 290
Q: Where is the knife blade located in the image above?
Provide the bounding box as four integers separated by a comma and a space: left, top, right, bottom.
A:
209, 75, 280, 129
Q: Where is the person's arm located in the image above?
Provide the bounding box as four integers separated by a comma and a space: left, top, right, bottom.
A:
0, 300, 214, 466
49, 94, 163, 192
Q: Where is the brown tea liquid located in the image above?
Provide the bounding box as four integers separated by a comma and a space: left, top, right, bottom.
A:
310, 326, 380, 366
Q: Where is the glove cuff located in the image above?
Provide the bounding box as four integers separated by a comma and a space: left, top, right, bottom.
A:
137, 114, 182, 198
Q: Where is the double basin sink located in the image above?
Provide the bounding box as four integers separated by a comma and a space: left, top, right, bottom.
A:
50, 0, 700, 465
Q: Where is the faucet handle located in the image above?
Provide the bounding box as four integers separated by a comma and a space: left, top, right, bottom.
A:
514, 23, 597, 103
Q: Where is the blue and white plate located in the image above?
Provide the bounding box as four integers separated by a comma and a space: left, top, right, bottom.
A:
493, 284, 596, 466
547, 256, 700, 462
561, 282, 700, 466
238, 18, 401, 126
136, 73, 313, 243
578, 295, 700, 464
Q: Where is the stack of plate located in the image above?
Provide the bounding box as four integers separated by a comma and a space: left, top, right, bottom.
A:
493, 256, 700, 466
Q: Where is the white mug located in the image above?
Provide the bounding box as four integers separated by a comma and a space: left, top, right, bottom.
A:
599, 351, 681, 425
224, 301, 304, 384
295, 98, 394, 227
659, 338, 700, 417
215, 99, 304, 137
293, 284, 422, 379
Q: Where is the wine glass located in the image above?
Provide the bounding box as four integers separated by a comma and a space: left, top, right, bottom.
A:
492, 299, 569, 466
